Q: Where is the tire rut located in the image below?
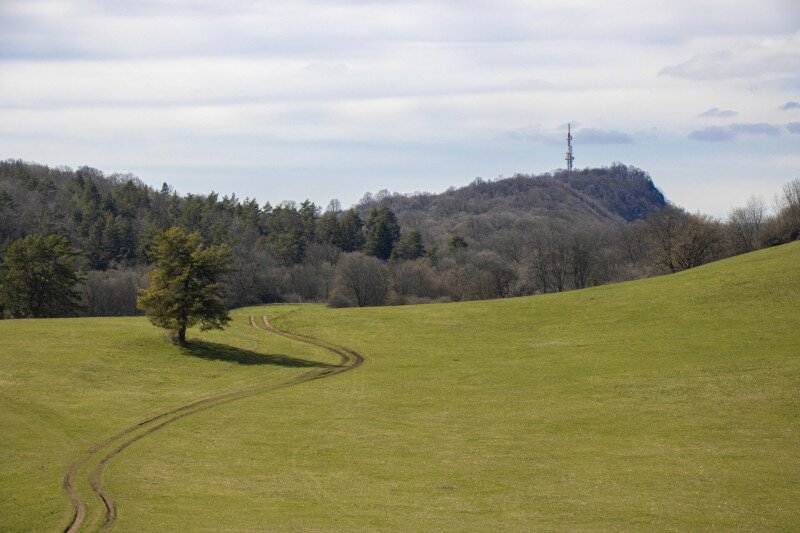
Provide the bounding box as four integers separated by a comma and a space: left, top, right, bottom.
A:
61, 315, 362, 532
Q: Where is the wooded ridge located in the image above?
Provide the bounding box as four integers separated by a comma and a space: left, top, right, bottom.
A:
0, 159, 797, 316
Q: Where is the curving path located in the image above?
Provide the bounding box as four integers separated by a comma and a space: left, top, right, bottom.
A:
62, 315, 362, 532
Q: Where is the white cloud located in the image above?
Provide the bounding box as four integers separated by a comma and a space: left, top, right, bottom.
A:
698, 107, 738, 118
688, 123, 783, 142
660, 33, 800, 80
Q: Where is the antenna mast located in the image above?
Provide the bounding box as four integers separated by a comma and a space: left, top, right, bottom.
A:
565, 123, 574, 171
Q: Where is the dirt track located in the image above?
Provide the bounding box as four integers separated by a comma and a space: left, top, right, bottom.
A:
62, 315, 362, 532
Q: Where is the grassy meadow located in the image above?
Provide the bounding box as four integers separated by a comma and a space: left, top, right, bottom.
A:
1, 242, 799, 531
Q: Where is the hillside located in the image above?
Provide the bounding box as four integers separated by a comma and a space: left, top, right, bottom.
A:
0, 159, 671, 312
1, 242, 797, 530
356, 164, 666, 247
0, 161, 664, 258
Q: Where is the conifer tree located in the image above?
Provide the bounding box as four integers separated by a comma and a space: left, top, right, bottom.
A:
392, 229, 426, 260
364, 206, 400, 260
335, 209, 365, 252
298, 199, 319, 246
0, 234, 83, 318
137, 227, 231, 345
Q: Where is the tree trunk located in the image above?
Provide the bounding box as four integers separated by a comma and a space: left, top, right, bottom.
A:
177, 325, 186, 345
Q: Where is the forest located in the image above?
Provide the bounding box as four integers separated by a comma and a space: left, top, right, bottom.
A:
0, 159, 798, 317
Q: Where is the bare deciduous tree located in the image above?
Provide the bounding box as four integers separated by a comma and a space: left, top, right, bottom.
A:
618, 220, 649, 267
645, 206, 725, 273
728, 195, 766, 254
84, 266, 149, 316
390, 259, 436, 299
568, 229, 599, 290
331, 253, 389, 307
769, 179, 800, 243
474, 250, 517, 297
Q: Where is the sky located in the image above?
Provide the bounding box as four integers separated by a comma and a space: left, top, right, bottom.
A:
1, 0, 799, 216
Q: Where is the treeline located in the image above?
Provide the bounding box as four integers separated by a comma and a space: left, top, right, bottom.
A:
0, 159, 798, 317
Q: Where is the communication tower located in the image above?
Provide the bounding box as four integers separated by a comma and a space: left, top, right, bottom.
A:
565, 123, 575, 171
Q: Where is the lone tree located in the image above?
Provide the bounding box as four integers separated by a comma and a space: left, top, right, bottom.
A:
137, 227, 231, 345
0, 234, 83, 318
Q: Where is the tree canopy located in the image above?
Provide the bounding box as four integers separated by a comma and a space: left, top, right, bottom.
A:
364, 206, 400, 260
393, 229, 426, 261
5, 159, 796, 312
0, 234, 83, 318
137, 227, 231, 344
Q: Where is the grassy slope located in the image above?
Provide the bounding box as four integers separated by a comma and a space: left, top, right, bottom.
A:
1, 243, 798, 531
0, 315, 336, 531
245, 243, 799, 531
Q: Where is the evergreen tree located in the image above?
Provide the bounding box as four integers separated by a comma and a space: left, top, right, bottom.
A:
298, 200, 319, 246
0, 234, 83, 318
238, 198, 262, 230
364, 206, 400, 260
137, 227, 231, 345
0, 190, 15, 241
335, 209, 365, 252
392, 229, 426, 260
265, 203, 304, 264
448, 234, 469, 251
317, 210, 339, 245
84, 219, 107, 270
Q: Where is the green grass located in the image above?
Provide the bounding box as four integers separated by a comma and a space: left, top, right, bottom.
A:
1, 243, 799, 531
0, 315, 337, 531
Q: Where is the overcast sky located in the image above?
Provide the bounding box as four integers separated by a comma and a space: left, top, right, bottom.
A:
1, 0, 799, 215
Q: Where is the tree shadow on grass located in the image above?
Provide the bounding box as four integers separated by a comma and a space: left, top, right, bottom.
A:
181, 340, 337, 368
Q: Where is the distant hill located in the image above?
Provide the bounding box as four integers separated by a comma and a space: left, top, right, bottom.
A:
356, 163, 666, 248
0, 160, 665, 256
0, 158, 671, 313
